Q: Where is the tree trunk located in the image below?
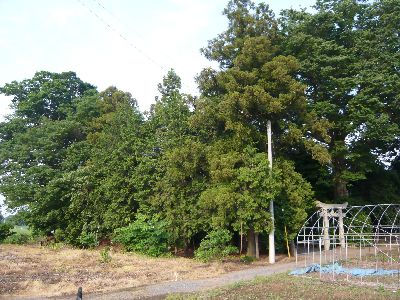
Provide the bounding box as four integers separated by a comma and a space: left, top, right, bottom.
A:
289, 240, 296, 257
184, 239, 190, 257
255, 232, 259, 259
247, 228, 256, 257
334, 177, 349, 199
332, 145, 349, 200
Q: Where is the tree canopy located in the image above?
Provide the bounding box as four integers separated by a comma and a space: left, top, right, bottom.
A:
0, 0, 398, 257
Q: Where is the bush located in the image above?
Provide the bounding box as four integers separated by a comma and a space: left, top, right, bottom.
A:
4, 232, 31, 244
194, 229, 238, 262
54, 228, 65, 242
0, 223, 14, 242
240, 255, 255, 264
78, 232, 99, 249
112, 215, 169, 257
100, 246, 112, 263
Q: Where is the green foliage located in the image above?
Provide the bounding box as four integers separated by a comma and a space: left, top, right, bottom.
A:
240, 255, 255, 264
78, 232, 98, 249
112, 215, 170, 257
280, 0, 400, 198
144, 70, 208, 250
0, 71, 97, 233
194, 229, 238, 262
200, 146, 279, 234
3, 231, 31, 244
54, 228, 65, 243
1, 225, 33, 244
0, 0, 398, 256
0, 223, 14, 242
100, 246, 112, 263
345, 211, 373, 244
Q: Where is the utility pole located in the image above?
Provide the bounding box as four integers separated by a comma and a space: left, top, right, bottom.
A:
267, 120, 275, 264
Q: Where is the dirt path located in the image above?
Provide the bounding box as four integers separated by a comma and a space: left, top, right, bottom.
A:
78, 261, 298, 299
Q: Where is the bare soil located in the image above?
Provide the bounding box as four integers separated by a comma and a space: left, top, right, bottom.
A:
0, 244, 290, 299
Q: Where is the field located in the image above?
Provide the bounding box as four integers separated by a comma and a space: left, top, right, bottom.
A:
0, 244, 270, 298
168, 273, 400, 300
2, 244, 399, 299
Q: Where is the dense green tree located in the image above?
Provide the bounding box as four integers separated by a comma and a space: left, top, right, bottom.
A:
194, 0, 324, 256
350, 163, 400, 205
1, 71, 94, 123
0, 71, 96, 233
280, 0, 400, 199
0, 0, 397, 257
143, 70, 208, 253
200, 144, 313, 256
200, 145, 278, 256
64, 87, 144, 243
196, 0, 330, 163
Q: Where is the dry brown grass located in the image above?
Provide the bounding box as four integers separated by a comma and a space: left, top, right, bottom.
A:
0, 244, 279, 298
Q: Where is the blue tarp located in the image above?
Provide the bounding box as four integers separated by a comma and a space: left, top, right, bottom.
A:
290, 263, 399, 276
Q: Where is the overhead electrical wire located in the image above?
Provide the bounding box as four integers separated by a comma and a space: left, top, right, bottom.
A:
77, 0, 197, 94
91, 0, 147, 41
91, 0, 188, 82
77, 0, 166, 72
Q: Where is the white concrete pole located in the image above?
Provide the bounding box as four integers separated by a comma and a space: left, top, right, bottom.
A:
267, 120, 275, 264
338, 208, 346, 248
322, 208, 330, 251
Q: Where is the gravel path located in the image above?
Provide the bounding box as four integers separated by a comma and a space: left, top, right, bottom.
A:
81, 261, 298, 299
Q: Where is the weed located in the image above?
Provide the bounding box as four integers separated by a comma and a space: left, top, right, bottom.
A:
48, 242, 64, 251
100, 246, 112, 263
240, 255, 255, 264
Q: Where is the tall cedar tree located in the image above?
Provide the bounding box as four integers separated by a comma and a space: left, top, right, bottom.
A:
195, 0, 317, 256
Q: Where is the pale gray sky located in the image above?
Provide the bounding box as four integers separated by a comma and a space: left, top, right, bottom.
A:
0, 0, 315, 114
0, 0, 315, 215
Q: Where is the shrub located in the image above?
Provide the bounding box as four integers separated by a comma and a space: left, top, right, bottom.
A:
54, 229, 65, 242
4, 232, 31, 244
100, 246, 112, 263
78, 232, 99, 249
0, 223, 14, 242
240, 255, 255, 264
194, 229, 238, 262
112, 215, 169, 257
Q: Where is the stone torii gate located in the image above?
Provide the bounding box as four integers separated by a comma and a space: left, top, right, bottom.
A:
316, 201, 348, 250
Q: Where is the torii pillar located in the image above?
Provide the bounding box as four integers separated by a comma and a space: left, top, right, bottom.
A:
316, 201, 348, 250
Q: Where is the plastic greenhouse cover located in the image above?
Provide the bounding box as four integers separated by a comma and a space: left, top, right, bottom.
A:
290, 263, 399, 276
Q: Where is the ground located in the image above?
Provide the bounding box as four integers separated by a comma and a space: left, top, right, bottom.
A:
168, 273, 400, 299
0, 244, 280, 298
2, 244, 399, 299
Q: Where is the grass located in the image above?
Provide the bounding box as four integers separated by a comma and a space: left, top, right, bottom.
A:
0, 244, 271, 298
167, 273, 400, 300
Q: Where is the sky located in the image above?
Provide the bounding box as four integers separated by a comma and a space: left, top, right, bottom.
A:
0, 0, 315, 215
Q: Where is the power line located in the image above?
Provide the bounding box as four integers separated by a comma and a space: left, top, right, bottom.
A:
77, 0, 197, 94
77, 0, 166, 72
91, 0, 185, 79
91, 0, 147, 42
